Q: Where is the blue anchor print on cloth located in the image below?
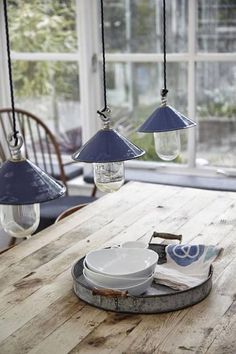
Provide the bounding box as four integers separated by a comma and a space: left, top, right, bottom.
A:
167, 244, 205, 267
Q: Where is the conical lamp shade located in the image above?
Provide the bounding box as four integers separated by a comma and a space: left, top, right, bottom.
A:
138, 105, 196, 133
72, 129, 145, 163
0, 159, 66, 205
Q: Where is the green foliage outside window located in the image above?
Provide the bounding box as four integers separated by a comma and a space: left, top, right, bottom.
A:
9, 0, 78, 99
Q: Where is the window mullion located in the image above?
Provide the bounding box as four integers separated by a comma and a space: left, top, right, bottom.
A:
76, 0, 101, 145
0, 0, 11, 157
187, 0, 197, 168
0, 0, 10, 108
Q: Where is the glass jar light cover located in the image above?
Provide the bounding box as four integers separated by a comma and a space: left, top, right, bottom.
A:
0, 204, 40, 238
93, 161, 125, 193
154, 130, 181, 161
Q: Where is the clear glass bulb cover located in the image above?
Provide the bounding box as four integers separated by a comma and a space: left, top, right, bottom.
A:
0, 204, 40, 238
93, 162, 125, 193
154, 131, 181, 161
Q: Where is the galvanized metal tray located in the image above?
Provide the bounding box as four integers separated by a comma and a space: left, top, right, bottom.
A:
71, 233, 213, 314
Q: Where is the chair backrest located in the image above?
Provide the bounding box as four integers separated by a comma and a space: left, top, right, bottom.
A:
55, 203, 88, 223
0, 108, 68, 190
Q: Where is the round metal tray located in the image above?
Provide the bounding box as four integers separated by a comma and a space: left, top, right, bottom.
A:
71, 245, 213, 314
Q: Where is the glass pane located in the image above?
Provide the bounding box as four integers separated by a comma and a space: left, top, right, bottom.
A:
13, 61, 80, 155
106, 62, 188, 163
8, 0, 77, 52
104, 0, 188, 53
197, 0, 236, 52
196, 62, 236, 167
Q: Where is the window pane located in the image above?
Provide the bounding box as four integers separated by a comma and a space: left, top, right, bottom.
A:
196, 62, 236, 167
106, 62, 188, 163
197, 0, 236, 52
9, 1, 77, 52
104, 0, 188, 53
13, 61, 80, 155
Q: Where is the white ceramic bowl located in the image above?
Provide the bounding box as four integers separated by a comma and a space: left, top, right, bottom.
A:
121, 241, 148, 249
83, 264, 149, 288
85, 248, 158, 278
83, 270, 154, 296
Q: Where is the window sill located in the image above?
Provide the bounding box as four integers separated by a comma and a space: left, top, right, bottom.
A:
81, 161, 236, 193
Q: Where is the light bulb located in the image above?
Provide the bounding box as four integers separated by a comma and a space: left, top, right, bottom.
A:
93, 162, 125, 193
154, 131, 181, 161
0, 204, 40, 238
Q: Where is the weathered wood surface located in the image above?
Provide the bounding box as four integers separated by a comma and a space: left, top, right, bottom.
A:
0, 181, 235, 354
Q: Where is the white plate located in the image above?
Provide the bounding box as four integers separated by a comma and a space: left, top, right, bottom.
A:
85, 248, 158, 278
83, 270, 154, 296
83, 264, 149, 288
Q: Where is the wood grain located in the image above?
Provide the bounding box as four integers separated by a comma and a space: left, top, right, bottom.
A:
0, 182, 235, 354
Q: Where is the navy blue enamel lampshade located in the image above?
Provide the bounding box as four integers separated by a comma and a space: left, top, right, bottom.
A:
72, 128, 145, 163
0, 158, 66, 205
138, 105, 196, 133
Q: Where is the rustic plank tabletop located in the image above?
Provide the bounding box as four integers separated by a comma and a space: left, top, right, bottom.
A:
0, 181, 235, 354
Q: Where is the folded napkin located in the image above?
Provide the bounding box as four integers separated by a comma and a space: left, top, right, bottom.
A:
154, 244, 222, 291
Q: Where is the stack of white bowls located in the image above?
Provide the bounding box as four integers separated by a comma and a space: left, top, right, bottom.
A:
83, 247, 158, 296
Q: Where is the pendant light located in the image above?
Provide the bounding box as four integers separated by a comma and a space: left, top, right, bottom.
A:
0, 0, 66, 238
138, 0, 196, 161
72, 0, 145, 193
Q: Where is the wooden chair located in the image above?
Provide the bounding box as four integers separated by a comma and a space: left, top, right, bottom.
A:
0, 108, 97, 251
0, 108, 84, 186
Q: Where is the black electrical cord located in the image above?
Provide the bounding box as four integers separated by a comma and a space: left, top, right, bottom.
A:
3, 0, 19, 145
162, 0, 168, 98
97, 0, 108, 119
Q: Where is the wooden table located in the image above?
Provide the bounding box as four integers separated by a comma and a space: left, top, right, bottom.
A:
0, 182, 235, 354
